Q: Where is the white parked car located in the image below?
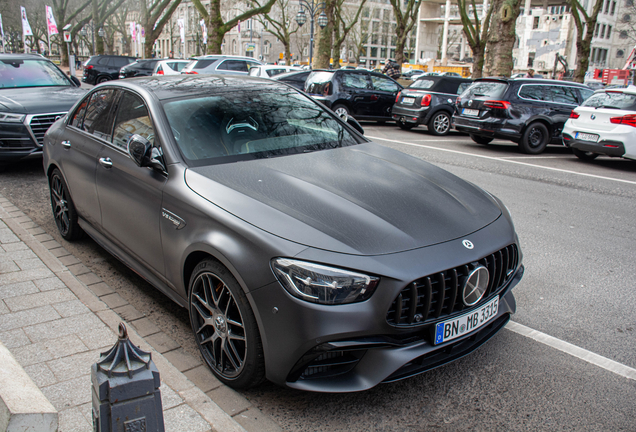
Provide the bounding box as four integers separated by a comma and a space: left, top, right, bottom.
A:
248, 65, 301, 78
562, 86, 636, 161
153, 59, 190, 76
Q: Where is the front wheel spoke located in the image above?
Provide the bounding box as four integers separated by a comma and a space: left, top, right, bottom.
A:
192, 302, 212, 324
228, 332, 245, 342
193, 291, 215, 315
201, 275, 215, 307
223, 342, 240, 370
226, 318, 244, 329
200, 331, 219, 346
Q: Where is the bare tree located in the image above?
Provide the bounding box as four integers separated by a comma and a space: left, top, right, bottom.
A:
192, 0, 276, 54
332, 0, 367, 68
256, 0, 299, 65
568, 0, 605, 82
457, 0, 493, 78
113, 3, 132, 55
51, 0, 93, 65
389, 0, 421, 65
348, 18, 369, 64
139, 0, 183, 58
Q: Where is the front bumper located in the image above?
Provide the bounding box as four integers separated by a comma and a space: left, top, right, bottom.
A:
0, 113, 64, 162
454, 116, 521, 141
248, 216, 523, 392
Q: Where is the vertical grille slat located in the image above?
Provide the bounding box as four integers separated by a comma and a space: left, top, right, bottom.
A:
386, 244, 519, 327
28, 113, 65, 146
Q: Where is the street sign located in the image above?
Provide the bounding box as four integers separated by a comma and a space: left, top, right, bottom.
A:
246, 43, 255, 52
63, 31, 71, 42
279, 52, 283, 59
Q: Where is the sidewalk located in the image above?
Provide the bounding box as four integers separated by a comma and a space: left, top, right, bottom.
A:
0, 192, 277, 432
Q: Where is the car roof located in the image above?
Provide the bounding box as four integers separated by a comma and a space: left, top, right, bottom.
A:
193, 55, 261, 61
600, 85, 636, 95
100, 75, 292, 100
475, 77, 589, 88
414, 75, 471, 83
0, 53, 54, 61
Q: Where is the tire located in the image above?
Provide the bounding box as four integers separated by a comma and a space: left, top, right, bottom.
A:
96, 76, 110, 84
572, 148, 599, 160
49, 169, 83, 241
520, 122, 549, 154
470, 134, 493, 145
397, 117, 415, 130
428, 111, 451, 136
332, 104, 350, 120
188, 258, 265, 389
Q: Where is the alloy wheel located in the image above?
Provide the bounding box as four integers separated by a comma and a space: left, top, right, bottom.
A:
334, 107, 349, 120
190, 272, 247, 379
434, 114, 450, 134
50, 175, 71, 237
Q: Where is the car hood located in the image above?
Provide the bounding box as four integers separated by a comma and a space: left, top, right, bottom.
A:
0, 86, 86, 114
185, 142, 501, 255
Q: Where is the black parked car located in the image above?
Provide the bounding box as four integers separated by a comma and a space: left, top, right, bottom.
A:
0, 53, 86, 166
82, 55, 136, 85
119, 59, 162, 79
305, 69, 403, 122
271, 70, 311, 91
43, 75, 523, 392
453, 78, 594, 154
392, 76, 472, 135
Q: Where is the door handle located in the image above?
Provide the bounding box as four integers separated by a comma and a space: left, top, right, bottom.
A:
98, 157, 113, 168
61, 140, 71, 148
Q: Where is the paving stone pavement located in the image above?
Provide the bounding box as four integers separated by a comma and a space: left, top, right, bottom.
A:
0, 193, 281, 432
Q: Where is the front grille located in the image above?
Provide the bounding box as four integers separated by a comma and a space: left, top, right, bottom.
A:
386, 244, 519, 327
28, 113, 65, 146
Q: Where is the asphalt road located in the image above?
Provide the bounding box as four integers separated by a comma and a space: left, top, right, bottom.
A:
1, 125, 635, 431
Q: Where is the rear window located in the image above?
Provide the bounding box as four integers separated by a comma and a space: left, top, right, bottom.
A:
266, 68, 287, 77
581, 91, 636, 110
409, 79, 435, 90
305, 71, 334, 93
461, 81, 508, 99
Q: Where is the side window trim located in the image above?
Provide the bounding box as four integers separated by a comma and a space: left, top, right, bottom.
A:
110, 89, 159, 155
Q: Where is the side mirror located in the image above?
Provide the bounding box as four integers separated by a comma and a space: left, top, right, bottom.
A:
127, 134, 165, 171
70, 76, 81, 87
346, 116, 364, 135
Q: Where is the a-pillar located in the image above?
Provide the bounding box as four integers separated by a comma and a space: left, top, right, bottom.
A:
441, 0, 451, 61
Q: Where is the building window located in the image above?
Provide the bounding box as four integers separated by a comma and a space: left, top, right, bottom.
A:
373, 8, 380, 19
533, 16, 540, 29
627, 0, 633, 6
617, 49, 625, 57
372, 21, 379, 32
620, 30, 629, 38
623, 14, 631, 22
527, 52, 535, 67
380, 48, 387, 58
232, 39, 237, 54
601, 24, 606, 38
611, 1, 617, 14
604, 0, 610, 13
607, 25, 612, 38
370, 47, 378, 57
595, 23, 600, 37
371, 34, 379, 44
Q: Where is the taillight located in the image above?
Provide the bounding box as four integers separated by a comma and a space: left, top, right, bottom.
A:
456, 97, 461, 105
569, 110, 580, 119
184, 71, 198, 74
157, 66, 164, 75
395, 91, 401, 103
483, 100, 511, 109
85, 65, 93, 70
421, 94, 432, 107
610, 113, 636, 127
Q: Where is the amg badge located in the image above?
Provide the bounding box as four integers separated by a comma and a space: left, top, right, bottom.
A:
162, 209, 186, 230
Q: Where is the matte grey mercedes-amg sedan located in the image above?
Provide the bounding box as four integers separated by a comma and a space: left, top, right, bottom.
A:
43, 75, 524, 392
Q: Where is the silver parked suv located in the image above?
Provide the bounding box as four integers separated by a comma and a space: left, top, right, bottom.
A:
181, 55, 262, 75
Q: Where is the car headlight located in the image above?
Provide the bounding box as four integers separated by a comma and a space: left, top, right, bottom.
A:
271, 258, 379, 305
0, 112, 26, 123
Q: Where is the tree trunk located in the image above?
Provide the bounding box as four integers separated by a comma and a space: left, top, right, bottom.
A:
284, 42, 292, 66
315, 0, 336, 69
484, 0, 520, 77
395, 33, 407, 66
207, 0, 225, 54
573, 35, 592, 83
472, 49, 485, 78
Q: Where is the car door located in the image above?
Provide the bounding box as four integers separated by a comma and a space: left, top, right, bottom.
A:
59, 89, 119, 227
543, 85, 580, 138
95, 89, 167, 275
369, 74, 401, 119
340, 72, 373, 117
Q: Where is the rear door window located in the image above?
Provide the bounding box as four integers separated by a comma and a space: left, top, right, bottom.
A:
342, 73, 370, 89
193, 59, 216, 69
544, 86, 579, 105
113, 57, 132, 67
518, 85, 546, 101
82, 89, 119, 141
218, 60, 248, 72
371, 75, 399, 92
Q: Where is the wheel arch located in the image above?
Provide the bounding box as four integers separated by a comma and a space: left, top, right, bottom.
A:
519, 116, 554, 137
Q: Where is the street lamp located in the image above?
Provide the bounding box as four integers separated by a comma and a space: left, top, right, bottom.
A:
296, 1, 327, 68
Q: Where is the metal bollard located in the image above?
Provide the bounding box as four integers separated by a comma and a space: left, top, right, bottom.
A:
91, 323, 165, 432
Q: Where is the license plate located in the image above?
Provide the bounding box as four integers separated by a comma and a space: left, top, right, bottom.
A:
402, 97, 415, 105
462, 108, 480, 117
575, 132, 600, 142
434, 296, 499, 345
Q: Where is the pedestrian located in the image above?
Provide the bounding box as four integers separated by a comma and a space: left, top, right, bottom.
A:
75, 56, 81, 70
382, 58, 401, 80
526, 68, 535, 78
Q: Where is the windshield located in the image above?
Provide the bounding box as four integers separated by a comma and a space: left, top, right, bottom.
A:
0, 59, 71, 88
162, 89, 362, 166
581, 91, 636, 110
461, 81, 508, 99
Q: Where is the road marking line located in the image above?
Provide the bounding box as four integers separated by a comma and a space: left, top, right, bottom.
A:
367, 135, 636, 186
507, 321, 636, 381
500, 156, 572, 159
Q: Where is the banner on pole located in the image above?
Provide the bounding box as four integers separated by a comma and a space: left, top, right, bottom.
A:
45, 6, 58, 36
130, 22, 136, 42
0, 14, 5, 43
177, 19, 185, 44
20, 6, 33, 36
200, 19, 207, 45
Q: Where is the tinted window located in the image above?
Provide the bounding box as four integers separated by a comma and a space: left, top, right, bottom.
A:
162, 89, 360, 166
545, 86, 579, 104
218, 60, 248, 72
266, 68, 287, 77
70, 97, 90, 128
518, 85, 546, 101
97, 57, 110, 65
112, 92, 155, 151
342, 73, 369, 89
113, 57, 132, 67
409, 79, 435, 89
83, 89, 118, 140
371, 75, 399, 92
457, 82, 472, 94
194, 59, 216, 69
435, 79, 469, 94
462, 81, 508, 99
579, 87, 594, 101
139, 61, 158, 70
582, 91, 636, 110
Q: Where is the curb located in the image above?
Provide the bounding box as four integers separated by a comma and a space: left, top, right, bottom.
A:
0, 341, 57, 432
